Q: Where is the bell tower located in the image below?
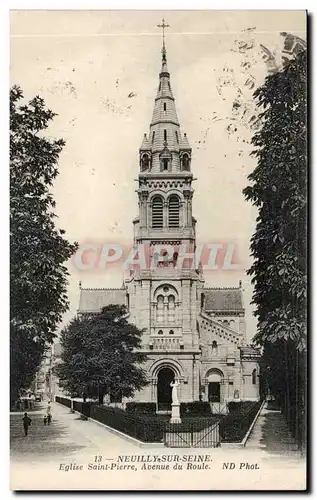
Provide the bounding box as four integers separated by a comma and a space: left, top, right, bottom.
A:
136, 22, 195, 253
125, 20, 204, 402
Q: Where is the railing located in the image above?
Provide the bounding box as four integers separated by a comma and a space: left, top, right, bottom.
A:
90, 405, 166, 442
219, 400, 262, 442
55, 395, 71, 408
133, 268, 199, 280
151, 337, 181, 350
54, 398, 221, 447
210, 402, 229, 415
164, 418, 220, 448
73, 400, 93, 418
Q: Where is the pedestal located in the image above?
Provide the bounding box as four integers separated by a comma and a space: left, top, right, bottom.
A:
170, 403, 182, 424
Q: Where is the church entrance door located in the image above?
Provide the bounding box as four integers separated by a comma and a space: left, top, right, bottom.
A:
157, 367, 174, 412
208, 382, 220, 403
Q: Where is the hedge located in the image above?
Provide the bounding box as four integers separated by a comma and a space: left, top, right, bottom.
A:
180, 402, 211, 416
91, 405, 166, 442
227, 401, 258, 414
126, 402, 156, 414
220, 400, 262, 442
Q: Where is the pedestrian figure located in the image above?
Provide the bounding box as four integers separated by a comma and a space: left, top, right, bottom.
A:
43, 415, 47, 425
22, 412, 32, 437
47, 413, 52, 425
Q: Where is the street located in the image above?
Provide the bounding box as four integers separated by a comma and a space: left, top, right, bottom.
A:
10, 401, 306, 491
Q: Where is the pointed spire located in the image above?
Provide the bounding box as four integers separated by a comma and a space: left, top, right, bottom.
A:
140, 133, 151, 150
138, 21, 192, 173
162, 37, 167, 63
180, 133, 191, 150
160, 40, 169, 75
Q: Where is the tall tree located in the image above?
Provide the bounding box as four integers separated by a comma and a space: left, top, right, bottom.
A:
243, 50, 307, 447
57, 305, 148, 405
10, 85, 77, 402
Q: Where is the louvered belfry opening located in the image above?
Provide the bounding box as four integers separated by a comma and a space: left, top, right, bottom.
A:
168, 195, 180, 228
152, 196, 164, 228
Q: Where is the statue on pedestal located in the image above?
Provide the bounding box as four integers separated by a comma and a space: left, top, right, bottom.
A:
170, 380, 180, 404
170, 379, 181, 424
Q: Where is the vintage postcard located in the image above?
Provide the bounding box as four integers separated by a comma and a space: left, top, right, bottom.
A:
10, 10, 307, 491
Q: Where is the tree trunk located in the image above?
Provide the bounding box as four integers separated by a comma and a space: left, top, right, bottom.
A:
284, 341, 291, 428
98, 387, 105, 406
295, 348, 299, 446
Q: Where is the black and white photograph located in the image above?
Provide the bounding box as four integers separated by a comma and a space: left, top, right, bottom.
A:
9, 9, 307, 491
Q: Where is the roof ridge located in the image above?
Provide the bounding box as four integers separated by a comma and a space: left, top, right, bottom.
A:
204, 287, 240, 291
81, 287, 125, 291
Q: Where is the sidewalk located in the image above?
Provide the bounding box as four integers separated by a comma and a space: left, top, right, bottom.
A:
246, 401, 302, 457
10, 401, 139, 465
11, 401, 306, 490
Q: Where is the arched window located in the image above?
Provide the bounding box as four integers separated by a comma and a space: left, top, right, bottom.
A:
158, 329, 163, 335
212, 341, 218, 356
182, 153, 190, 171
175, 131, 179, 144
141, 154, 149, 171
168, 195, 180, 228
201, 293, 205, 310
154, 284, 179, 327
252, 369, 257, 385
163, 158, 169, 171
169, 330, 174, 335
223, 320, 229, 326
163, 102, 166, 111
157, 295, 164, 323
168, 295, 175, 322
152, 196, 163, 228
172, 252, 178, 267
164, 129, 167, 142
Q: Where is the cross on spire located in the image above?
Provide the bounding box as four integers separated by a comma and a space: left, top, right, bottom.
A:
157, 18, 170, 62
157, 18, 170, 40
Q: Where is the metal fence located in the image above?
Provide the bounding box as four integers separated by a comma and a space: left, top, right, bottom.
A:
55, 395, 71, 408
210, 402, 229, 415
219, 400, 262, 442
164, 418, 220, 448
90, 405, 166, 442
72, 400, 93, 418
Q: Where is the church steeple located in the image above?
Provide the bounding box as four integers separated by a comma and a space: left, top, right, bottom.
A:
135, 19, 196, 257
139, 20, 192, 174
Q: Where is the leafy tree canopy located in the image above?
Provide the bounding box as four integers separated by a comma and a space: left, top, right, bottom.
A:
57, 305, 148, 403
243, 50, 307, 352
10, 85, 77, 399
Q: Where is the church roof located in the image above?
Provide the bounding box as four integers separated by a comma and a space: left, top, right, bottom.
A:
180, 133, 191, 150
140, 133, 151, 151
204, 287, 244, 312
78, 287, 126, 314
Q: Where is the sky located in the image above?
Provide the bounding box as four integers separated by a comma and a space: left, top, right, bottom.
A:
10, 10, 306, 341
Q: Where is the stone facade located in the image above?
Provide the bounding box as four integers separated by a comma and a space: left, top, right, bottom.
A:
78, 39, 261, 409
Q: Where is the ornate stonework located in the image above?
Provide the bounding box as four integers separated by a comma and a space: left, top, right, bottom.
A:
78, 32, 261, 408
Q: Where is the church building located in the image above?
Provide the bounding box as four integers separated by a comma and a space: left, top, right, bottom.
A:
78, 33, 261, 411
